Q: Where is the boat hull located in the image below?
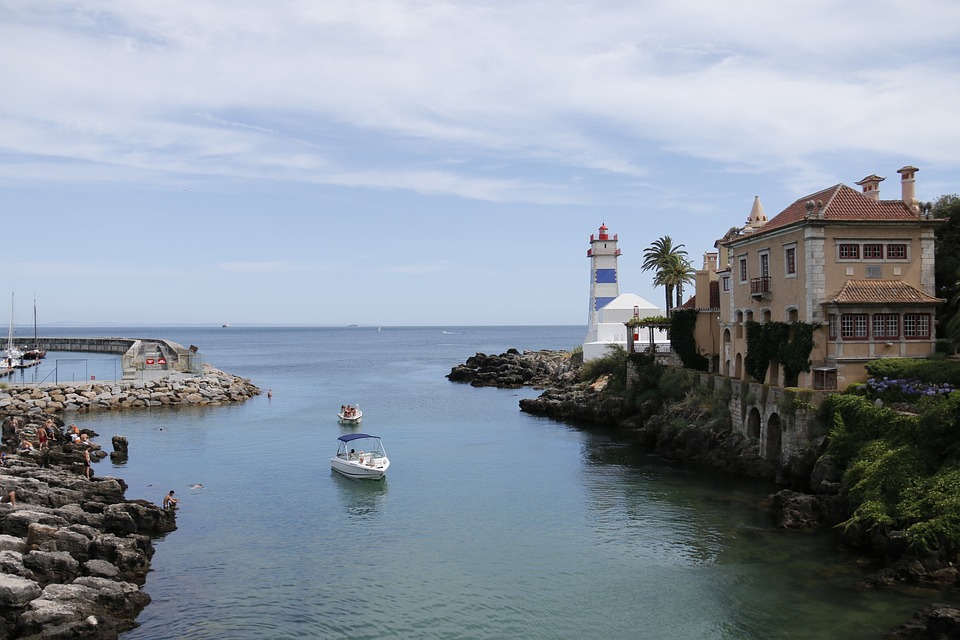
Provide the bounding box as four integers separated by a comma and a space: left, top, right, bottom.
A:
330, 456, 388, 480
337, 411, 363, 424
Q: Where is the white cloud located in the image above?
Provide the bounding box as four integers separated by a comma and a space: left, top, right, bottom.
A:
2, 0, 957, 202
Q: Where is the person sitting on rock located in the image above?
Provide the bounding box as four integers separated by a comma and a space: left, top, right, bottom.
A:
18, 439, 33, 453
163, 490, 179, 510
0, 488, 15, 506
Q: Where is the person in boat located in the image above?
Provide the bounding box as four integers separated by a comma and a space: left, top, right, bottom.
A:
163, 490, 179, 509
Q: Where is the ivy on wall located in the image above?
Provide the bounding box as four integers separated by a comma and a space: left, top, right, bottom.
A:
669, 308, 709, 372
745, 321, 817, 385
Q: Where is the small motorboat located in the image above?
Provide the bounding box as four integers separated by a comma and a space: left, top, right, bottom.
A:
338, 404, 362, 424
331, 433, 389, 480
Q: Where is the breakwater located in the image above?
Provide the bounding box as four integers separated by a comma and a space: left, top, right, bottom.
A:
0, 365, 260, 417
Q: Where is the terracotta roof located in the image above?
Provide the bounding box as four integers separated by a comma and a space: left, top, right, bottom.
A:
824, 279, 944, 305
737, 184, 920, 239
679, 295, 695, 309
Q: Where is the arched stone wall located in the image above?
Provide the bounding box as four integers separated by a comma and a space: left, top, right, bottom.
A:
747, 407, 761, 439
765, 413, 782, 461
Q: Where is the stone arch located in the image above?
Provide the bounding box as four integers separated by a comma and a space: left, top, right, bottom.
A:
735, 352, 743, 380
747, 406, 761, 439
724, 359, 731, 376
761, 308, 772, 323
787, 307, 799, 323
735, 311, 744, 339
765, 413, 782, 461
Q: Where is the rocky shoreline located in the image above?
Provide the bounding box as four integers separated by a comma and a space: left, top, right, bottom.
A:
448, 349, 960, 639
0, 365, 260, 639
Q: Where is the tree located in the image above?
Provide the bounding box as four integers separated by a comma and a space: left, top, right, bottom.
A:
661, 253, 696, 308
934, 195, 960, 346
642, 236, 689, 315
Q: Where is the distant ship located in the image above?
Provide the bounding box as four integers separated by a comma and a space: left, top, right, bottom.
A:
222, 323, 230, 328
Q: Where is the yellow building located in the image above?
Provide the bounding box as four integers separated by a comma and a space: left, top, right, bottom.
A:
707, 166, 942, 390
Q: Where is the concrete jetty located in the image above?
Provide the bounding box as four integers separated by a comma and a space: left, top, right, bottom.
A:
8, 337, 202, 382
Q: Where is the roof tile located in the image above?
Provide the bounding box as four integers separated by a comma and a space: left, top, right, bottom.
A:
748, 184, 920, 237
825, 279, 943, 305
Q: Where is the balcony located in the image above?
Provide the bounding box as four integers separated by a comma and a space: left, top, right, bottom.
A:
750, 276, 772, 299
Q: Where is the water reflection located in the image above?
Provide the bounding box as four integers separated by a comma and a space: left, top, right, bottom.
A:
332, 472, 388, 519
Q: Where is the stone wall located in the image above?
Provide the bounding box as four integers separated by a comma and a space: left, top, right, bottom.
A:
698, 373, 825, 463
0, 365, 260, 417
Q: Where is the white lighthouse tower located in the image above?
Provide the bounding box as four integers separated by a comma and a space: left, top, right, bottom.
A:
582, 223, 667, 361
585, 223, 620, 340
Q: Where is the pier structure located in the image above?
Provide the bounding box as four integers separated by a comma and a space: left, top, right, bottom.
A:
8, 337, 203, 380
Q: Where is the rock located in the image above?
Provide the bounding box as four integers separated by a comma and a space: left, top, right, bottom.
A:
887, 603, 960, 638
448, 350, 576, 389
0, 436, 176, 639
0, 574, 42, 608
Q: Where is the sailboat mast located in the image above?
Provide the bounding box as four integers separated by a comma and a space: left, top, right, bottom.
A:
7, 293, 13, 351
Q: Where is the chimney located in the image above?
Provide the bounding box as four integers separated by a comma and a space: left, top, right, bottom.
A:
702, 252, 718, 272
855, 174, 885, 201
898, 165, 919, 212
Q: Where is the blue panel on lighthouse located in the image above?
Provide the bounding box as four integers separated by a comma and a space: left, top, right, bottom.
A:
595, 269, 617, 283
595, 296, 615, 310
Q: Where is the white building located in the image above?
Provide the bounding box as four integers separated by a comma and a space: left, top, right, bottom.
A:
582, 223, 670, 361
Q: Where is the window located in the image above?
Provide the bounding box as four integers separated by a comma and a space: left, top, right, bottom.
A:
838, 244, 860, 260
873, 314, 898, 338
841, 314, 868, 339
863, 244, 883, 259
904, 314, 930, 338
813, 369, 837, 391
759, 252, 769, 278
739, 258, 748, 283
722, 276, 730, 292
887, 244, 907, 260
785, 247, 796, 275
828, 314, 838, 339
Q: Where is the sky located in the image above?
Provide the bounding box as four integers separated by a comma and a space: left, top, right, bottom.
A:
2, 0, 959, 327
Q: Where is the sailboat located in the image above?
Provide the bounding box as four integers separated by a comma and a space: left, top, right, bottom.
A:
21, 299, 45, 360
3, 294, 23, 370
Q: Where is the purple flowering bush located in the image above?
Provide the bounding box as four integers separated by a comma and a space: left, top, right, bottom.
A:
864, 377, 957, 404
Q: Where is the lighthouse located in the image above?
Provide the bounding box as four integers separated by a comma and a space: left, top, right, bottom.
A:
585, 223, 620, 341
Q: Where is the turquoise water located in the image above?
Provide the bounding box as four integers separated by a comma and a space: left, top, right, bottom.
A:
30, 326, 948, 639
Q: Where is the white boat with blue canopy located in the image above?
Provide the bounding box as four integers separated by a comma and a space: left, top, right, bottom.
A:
331, 433, 389, 480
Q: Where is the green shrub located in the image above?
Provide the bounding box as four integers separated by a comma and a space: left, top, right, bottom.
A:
581, 345, 628, 391
826, 387, 960, 554
864, 358, 960, 386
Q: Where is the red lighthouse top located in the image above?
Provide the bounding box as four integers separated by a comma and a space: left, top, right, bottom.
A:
598, 223, 609, 240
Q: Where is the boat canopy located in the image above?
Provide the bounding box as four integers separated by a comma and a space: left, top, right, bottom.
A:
337, 433, 379, 443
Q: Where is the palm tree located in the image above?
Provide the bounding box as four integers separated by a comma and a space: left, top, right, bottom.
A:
661, 253, 696, 309
642, 236, 689, 314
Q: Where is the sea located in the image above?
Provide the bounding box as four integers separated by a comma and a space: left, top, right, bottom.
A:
6, 325, 953, 639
